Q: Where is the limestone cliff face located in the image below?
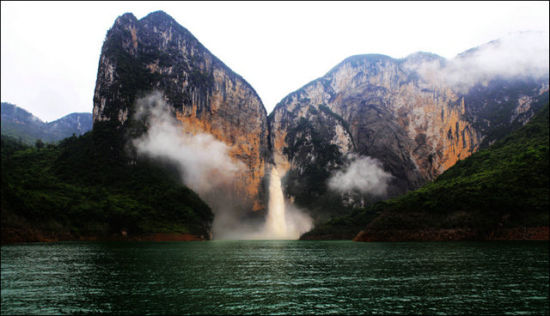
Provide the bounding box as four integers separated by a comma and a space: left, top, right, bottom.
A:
269, 52, 548, 216
93, 11, 269, 210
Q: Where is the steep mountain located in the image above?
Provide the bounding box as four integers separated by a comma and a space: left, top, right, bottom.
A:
269, 47, 548, 222
302, 103, 549, 241
1, 102, 92, 144
92, 11, 269, 212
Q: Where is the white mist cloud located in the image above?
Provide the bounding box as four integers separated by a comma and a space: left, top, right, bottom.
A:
328, 155, 393, 196
133, 92, 245, 196
282, 202, 314, 239
406, 31, 550, 93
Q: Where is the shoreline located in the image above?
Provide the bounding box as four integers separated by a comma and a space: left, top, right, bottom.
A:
3, 227, 548, 245
353, 226, 550, 242
1, 228, 207, 245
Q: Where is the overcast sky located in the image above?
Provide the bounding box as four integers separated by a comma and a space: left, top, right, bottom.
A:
1, 1, 549, 122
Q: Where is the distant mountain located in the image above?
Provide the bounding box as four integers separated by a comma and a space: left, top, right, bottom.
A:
45, 112, 93, 141
1, 103, 46, 144
1, 102, 92, 144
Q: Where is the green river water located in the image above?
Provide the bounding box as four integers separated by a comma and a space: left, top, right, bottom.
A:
1, 240, 548, 315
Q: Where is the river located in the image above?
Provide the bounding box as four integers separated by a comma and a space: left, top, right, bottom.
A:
1, 240, 548, 314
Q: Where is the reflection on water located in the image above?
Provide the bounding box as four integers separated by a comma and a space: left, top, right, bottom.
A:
1, 241, 549, 314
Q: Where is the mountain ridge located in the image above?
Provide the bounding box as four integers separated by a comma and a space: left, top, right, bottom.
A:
1, 102, 92, 144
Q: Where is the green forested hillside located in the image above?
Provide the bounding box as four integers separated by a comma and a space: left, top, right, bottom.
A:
302, 103, 549, 241
1, 129, 213, 243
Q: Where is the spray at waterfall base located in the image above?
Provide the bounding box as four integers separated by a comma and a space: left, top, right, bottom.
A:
203, 165, 313, 240
207, 165, 314, 240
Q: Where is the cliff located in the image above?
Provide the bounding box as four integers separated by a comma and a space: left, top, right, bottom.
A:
302, 103, 549, 241
270, 50, 548, 221
92, 11, 269, 211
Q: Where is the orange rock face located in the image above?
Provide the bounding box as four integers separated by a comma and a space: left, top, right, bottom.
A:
392, 86, 479, 178
175, 92, 267, 210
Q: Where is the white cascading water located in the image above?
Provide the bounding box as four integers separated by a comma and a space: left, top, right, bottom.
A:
264, 167, 288, 238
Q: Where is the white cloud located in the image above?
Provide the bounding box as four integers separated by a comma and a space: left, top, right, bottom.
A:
405, 31, 550, 92
328, 155, 393, 196
133, 92, 244, 196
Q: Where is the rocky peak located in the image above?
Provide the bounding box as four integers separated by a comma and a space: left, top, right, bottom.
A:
140, 10, 180, 30
93, 11, 270, 213
114, 12, 138, 26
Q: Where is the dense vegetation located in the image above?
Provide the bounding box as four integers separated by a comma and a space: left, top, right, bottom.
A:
1, 127, 213, 243
302, 103, 549, 240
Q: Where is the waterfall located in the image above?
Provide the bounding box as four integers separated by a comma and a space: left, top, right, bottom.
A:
264, 167, 288, 238
263, 166, 313, 240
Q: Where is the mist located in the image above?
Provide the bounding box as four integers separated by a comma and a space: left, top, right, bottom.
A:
328, 154, 393, 196
132, 92, 312, 240
406, 31, 550, 93
133, 92, 245, 196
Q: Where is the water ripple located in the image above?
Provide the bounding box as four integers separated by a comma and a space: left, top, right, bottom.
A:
1, 240, 548, 315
